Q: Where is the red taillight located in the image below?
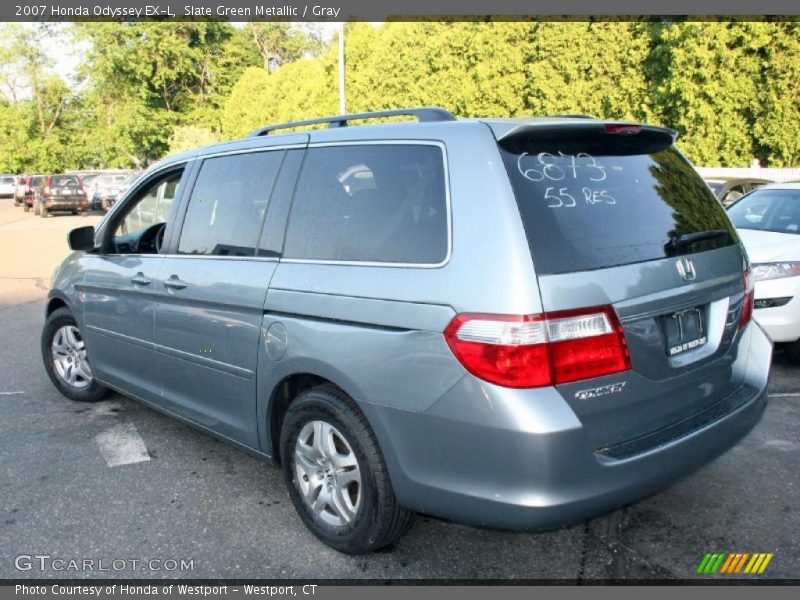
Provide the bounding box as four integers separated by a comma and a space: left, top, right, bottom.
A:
738, 271, 754, 330
444, 306, 631, 388
605, 123, 642, 134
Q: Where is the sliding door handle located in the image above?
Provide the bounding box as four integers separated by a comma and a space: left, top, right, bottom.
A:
130, 273, 151, 286
163, 276, 188, 291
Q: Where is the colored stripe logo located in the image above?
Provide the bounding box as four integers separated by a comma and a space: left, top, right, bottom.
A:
696, 552, 774, 574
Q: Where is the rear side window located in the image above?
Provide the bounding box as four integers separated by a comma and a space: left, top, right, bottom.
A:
500, 129, 737, 275
283, 144, 448, 264
178, 151, 284, 256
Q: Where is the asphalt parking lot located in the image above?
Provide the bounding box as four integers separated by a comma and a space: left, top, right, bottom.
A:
0, 197, 797, 581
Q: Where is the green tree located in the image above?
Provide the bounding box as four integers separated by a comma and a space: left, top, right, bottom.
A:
645, 21, 765, 166
168, 125, 222, 154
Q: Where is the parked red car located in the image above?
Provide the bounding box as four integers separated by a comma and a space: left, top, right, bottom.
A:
20, 175, 44, 213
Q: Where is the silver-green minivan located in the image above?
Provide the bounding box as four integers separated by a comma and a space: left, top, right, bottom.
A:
43, 108, 770, 553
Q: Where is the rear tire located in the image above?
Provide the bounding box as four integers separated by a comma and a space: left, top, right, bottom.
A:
41, 308, 109, 403
40, 204, 49, 218
786, 340, 800, 365
33, 201, 40, 216
23, 203, 30, 213
100, 198, 111, 212
280, 385, 415, 554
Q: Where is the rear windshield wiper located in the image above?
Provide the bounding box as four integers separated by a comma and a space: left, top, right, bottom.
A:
665, 229, 730, 252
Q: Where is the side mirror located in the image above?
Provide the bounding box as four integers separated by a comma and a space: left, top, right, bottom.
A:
68, 226, 96, 251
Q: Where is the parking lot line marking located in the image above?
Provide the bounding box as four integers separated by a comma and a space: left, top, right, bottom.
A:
95, 422, 151, 468
0, 391, 24, 395
769, 392, 800, 398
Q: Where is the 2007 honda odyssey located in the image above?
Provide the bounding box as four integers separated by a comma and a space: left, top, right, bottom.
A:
43, 108, 771, 554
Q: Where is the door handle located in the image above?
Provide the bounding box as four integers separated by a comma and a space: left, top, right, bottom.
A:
130, 273, 151, 286
163, 276, 188, 291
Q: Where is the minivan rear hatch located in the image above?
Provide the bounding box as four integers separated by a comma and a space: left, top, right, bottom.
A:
494, 121, 751, 455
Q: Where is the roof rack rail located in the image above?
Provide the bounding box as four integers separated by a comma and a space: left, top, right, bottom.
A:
246, 107, 457, 137
548, 114, 595, 119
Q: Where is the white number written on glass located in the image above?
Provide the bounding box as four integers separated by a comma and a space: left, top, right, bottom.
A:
517, 152, 607, 183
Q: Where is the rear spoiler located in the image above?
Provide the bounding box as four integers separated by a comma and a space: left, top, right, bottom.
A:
494, 121, 679, 155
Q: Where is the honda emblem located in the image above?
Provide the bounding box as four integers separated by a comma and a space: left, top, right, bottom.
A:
676, 258, 697, 282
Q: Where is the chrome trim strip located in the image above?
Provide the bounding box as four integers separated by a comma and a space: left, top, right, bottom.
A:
87, 324, 253, 379
153, 343, 254, 380
86, 325, 153, 351
199, 143, 307, 159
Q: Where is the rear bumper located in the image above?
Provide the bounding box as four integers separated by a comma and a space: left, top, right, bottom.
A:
361, 322, 771, 530
44, 198, 87, 210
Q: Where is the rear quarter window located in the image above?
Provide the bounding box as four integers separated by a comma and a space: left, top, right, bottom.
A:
283, 144, 448, 264
500, 130, 737, 275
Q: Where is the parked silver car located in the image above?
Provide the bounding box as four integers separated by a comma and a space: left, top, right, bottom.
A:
43, 108, 771, 554
92, 171, 139, 212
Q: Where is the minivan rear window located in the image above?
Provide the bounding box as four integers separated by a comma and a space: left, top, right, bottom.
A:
500, 130, 737, 275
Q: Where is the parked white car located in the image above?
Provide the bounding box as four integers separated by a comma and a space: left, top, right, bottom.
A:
0, 174, 16, 197
728, 182, 800, 363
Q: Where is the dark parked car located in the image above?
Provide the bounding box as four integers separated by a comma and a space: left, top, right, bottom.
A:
33, 174, 90, 217
705, 177, 771, 206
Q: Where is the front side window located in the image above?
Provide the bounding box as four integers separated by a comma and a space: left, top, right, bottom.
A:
178, 151, 284, 257
283, 144, 448, 264
112, 171, 183, 254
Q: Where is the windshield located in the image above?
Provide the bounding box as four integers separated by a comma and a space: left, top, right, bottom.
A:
727, 189, 800, 235
500, 133, 737, 274
705, 181, 724, 194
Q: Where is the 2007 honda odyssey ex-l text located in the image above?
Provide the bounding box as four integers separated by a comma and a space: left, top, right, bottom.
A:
43, 108, 771, 554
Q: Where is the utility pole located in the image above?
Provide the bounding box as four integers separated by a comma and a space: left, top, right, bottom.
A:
338, 22, 346, 115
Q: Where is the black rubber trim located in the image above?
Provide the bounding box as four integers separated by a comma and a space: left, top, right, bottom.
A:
595, 383, 759, 460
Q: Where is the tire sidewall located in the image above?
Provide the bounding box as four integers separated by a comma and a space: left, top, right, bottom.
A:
280, 393, 380, 552
42, 308, 106, 402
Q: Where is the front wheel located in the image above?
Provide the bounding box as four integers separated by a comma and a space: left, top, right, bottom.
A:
41, 308, 109, 402
280, 385, 415, 554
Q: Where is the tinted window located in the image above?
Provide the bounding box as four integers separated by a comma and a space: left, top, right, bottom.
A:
178, 151, 284, 256
500, 132, 736, 275
283, 145, 447, 263
728, 189, 800, 234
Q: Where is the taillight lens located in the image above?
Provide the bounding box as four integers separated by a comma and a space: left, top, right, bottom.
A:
444, 306, 631, 388
738, 271, 754, 330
